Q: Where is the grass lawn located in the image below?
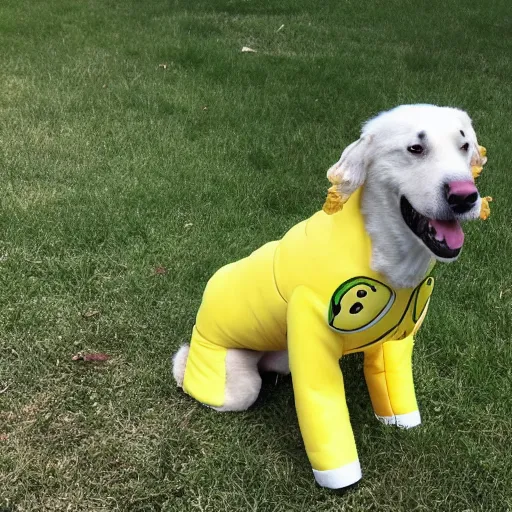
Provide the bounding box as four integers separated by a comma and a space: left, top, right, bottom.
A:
0, 0, 511, 510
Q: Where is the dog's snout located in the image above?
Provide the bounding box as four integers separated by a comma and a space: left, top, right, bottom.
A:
445, 180, 479, 214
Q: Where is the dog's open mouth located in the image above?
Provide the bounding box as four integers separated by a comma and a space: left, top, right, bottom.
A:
400, 196, 464, 259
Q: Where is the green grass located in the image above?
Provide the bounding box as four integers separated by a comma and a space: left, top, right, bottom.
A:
0, 0, 511, 510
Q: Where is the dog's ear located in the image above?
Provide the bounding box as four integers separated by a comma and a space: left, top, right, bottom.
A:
471, 144, 487, 174
451, 108, 487, 169
326, 136, 371, 201
458, 116, 487, 174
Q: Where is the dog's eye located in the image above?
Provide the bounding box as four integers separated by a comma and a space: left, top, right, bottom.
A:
460, 142, 469, 152
407, 144, 424, 155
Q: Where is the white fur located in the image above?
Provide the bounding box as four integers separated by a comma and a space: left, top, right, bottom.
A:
172, 344, 190, 387
258, 350, 290, 375
211, 349, 262, 412
331, 104, 482, 288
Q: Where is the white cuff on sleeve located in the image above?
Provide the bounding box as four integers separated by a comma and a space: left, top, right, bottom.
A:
375, 410, 421, 429
313, 459, 362, 489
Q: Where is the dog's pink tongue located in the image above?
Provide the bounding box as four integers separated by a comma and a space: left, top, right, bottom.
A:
430, 219, 464, 249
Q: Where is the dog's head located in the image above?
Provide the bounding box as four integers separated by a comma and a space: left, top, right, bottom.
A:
328, 104, 485, 261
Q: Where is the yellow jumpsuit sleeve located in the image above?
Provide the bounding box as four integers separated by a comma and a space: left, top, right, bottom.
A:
363, 335, 421, 428
287, 286, 362, 489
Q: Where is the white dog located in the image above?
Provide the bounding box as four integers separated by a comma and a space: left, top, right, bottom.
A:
173, 104, 486, 488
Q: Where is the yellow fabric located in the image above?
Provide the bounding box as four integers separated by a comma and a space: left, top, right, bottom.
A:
472, 145, 492, 219
322, 184, 345, 214
480, 196, 492, 220
364, 336, 418, 418
287, 286, 358, 470
182, 187, 435, 473
183, 327, 228, 407
193, 241, 287, 351
471, 166, 483, 179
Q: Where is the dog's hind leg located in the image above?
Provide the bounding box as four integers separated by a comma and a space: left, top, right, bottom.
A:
172, 344, 190, 387
258, 350, 290, 375
215, 348, 262, 412
172, 327, 262, 412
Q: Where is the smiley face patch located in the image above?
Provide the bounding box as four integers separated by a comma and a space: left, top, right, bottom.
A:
328, 277, 395, 333
327, 276, 435, 349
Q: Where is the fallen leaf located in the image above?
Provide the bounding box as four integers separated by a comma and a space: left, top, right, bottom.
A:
72, 353, 110, 362
82, 310, 100, 319
154, 266, 168, 275
241, 46, 257, 53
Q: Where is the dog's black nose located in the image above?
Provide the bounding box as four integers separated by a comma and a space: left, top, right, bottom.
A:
445, 181, 479, 214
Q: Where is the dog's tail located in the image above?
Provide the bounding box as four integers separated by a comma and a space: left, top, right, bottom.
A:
172, 344, 190, 388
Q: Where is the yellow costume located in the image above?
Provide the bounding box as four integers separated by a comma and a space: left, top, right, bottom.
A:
181, 187, 435, 488
177, 125, 490, 488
